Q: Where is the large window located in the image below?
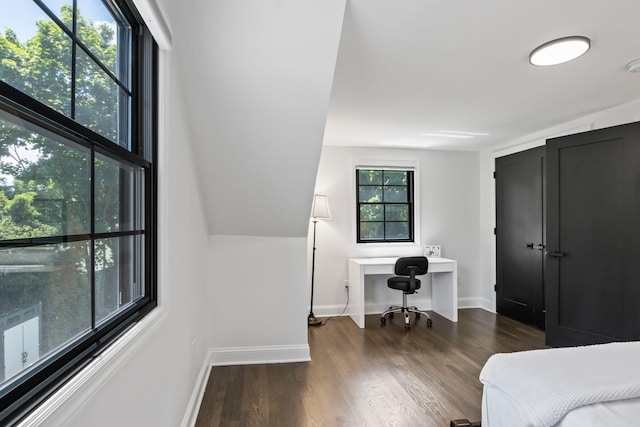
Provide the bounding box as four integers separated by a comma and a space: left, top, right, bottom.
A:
356, 168, 414, 243
0, 0, 156, 424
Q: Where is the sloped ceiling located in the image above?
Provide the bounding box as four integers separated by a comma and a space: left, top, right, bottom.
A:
165, 0, 346, 237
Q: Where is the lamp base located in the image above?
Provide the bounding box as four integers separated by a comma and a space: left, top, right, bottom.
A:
308, 314, 323, 326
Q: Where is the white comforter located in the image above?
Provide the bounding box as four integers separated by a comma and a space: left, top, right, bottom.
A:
479, 341, 640, 427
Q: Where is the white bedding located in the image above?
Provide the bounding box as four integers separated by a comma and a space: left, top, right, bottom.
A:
482, 386, 640, 426
557, 397, 640, 426
479, 341, 640, 427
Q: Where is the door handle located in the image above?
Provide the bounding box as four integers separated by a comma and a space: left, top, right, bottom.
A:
524, 243, 534, 249
533, 244, 545, 250
547, 251, 565, 257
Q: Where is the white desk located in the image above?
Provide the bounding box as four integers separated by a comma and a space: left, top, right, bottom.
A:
347, 257, 458, 328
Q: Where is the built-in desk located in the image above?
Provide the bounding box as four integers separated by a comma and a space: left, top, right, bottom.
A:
347, 257, 458, 328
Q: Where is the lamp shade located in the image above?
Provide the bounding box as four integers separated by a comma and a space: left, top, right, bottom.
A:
311, 194, 331, 220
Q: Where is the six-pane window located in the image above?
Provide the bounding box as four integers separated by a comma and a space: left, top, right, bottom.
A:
0, 0, 156, 423
356, 169, 414, 242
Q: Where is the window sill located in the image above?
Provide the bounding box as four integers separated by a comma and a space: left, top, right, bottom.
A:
17, 307, 168, 427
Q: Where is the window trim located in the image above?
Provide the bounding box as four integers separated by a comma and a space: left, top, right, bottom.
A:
0, 0, 158, 423
353, 159, 421, 246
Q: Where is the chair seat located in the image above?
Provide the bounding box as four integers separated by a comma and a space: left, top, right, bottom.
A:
387, 276, 421, 293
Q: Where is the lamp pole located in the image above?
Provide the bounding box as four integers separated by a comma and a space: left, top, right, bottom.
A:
308, 218, 322, 326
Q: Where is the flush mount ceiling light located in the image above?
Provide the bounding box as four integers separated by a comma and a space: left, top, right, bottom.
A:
529, 36, 591, 66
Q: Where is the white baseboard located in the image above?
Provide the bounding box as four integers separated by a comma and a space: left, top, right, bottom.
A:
311, 304, 351, 317
209, 344, 311, 366
458, 297, 492, 311
180, 360, 211, 427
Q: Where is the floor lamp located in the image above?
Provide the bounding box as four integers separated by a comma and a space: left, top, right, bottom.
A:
309, 194, 331, 326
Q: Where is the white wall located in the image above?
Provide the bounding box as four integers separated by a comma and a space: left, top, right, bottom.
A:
478, 98, 640, 312
176, 0, 347, 369
311, 146, 485, 316
207, 236, 309, 365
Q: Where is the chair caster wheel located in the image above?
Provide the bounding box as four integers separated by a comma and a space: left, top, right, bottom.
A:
404, 324, 410, 330
416, 313, 421, 319
388, 312, 394, 319
380, 317, 386, 325
427, 318, 433, 328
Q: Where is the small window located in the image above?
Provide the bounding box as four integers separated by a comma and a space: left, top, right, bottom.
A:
356, 169, 414, 242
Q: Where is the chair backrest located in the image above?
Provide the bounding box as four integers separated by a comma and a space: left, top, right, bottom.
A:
394, 256, 428, 276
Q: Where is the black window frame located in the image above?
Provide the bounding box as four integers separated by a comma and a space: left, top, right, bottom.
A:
0, 0, 157, 424
356, 168, 415, 243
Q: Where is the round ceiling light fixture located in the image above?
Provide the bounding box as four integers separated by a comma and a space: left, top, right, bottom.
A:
529, 36, 591, 66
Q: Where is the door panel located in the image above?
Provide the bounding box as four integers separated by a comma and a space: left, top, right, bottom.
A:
546, 122, 640, 346
496, 146, 545, 328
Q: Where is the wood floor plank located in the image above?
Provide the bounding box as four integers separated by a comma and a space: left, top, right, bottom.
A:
195, 309, 546, 426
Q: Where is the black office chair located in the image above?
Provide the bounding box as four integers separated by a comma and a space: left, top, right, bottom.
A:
380, 256, 432, 329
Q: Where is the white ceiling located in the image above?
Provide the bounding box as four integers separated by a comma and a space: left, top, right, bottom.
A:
324, 0, 640, 150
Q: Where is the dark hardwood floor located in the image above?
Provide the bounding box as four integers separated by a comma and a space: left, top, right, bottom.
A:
195, 309, 545, 426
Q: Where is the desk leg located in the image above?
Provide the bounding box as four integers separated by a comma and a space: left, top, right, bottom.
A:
431, 264, 458, 322
348, 261, 365, 328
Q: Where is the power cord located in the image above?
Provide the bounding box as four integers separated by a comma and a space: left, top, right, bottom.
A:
321, 285, 350, 325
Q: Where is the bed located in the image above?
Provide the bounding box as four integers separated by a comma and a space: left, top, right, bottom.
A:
477, 341, 640, 426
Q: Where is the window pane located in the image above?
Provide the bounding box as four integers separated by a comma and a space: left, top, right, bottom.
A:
386, 222, 409, 240
0, 241, 91, 384
384, 185, 408, 203
385, 204, 408, 221
358, 169, 382, 185
356, 169, 413, 243
360, 204, 383, 221
77, 0, 131, 88
0, 2, 72, 117
384, 170, 406, 185
39, 1, 73, 29
95, 235, 144, 324
0, 112, 91, 239
360, 222, 384, 240
358, 186, 382, 203
95, 154, 144, 233
76, 48, 129, 146
0, 0, 154, 420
